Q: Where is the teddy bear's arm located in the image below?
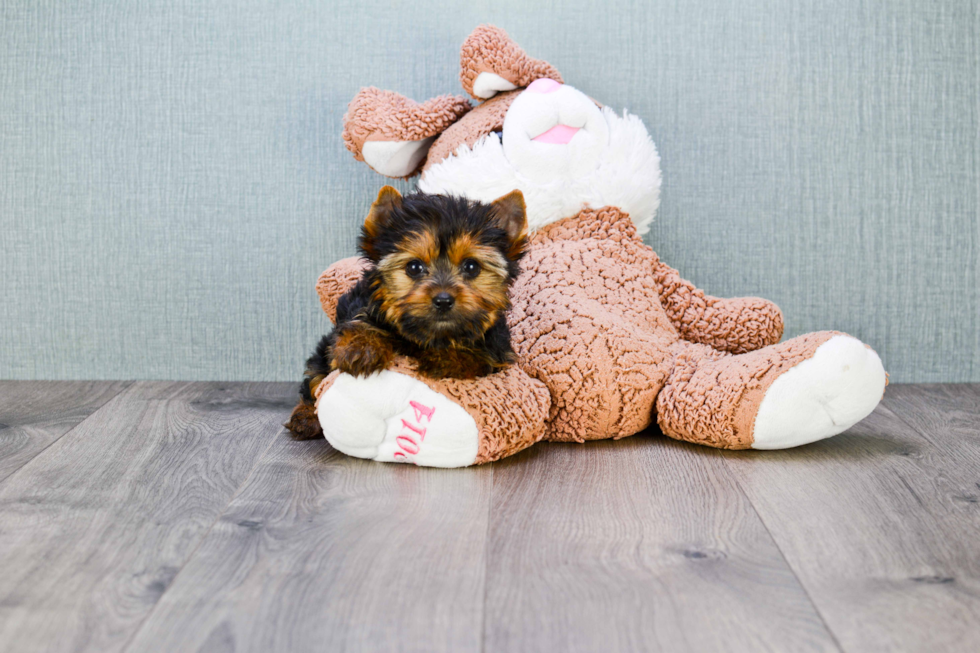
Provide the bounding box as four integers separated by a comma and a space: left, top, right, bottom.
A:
316, 257, 371, 322
652, 259, 784, 354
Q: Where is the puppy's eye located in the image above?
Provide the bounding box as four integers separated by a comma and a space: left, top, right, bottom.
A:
461, 259, 481, 278
405, 260, 427, 279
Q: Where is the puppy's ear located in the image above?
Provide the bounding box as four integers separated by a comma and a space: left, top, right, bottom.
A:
360, 186, 403, 260
490, 190, 528, 260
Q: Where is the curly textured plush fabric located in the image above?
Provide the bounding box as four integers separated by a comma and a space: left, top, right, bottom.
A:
316, 257, 369, 321
314, 207, 839, 457
340, 26, 562, 179
312, 356, 550, 464
422, 91, 518, 174
509, 207, 678, 442
341, 88, 471, 167
421, 362, 551, 464
459, 24, 563, 99
655, 332, 837, 449
652, 258, 784, 354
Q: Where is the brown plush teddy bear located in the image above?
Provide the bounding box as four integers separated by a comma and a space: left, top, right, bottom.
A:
311, 25, 887, 467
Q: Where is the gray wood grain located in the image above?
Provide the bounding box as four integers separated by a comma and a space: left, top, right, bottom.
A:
0, 381, 293, 653
3, 381, 978, 653
483, 436, 840, 653
123, 438, 492, 653
0, 381, 131, 483
721, 384, 980, 653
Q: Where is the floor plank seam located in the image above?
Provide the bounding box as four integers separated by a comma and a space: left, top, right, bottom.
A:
116, 423, 288, 653
0, 381, 135, 487
718, 453, 847, 653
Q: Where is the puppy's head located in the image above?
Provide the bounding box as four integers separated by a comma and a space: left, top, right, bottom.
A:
359, 186, 528, 346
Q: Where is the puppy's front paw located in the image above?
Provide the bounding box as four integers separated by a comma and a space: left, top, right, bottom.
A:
331, 325, 395, 377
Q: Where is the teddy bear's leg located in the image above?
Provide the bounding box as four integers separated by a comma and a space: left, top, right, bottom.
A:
315, 359, 550, 467
342, 89, 472, 178
656, 332, 886, 450
316, 369, 479, 467
459, 25, 563, 99
513, 295, 677, 443
651, 256, 785, 354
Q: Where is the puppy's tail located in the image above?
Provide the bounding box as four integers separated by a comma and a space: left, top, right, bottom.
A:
284, 334, 333, 440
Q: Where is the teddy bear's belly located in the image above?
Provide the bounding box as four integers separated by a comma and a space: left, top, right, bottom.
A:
508, 238, 680, 442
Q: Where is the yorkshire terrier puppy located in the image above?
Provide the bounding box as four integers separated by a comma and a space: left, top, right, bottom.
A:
285, 186, 529, 440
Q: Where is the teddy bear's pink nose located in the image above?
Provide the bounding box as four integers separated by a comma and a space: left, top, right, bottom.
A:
527, 78, 561, 94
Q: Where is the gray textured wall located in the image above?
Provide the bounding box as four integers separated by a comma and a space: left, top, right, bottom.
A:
1, 0, 978, 382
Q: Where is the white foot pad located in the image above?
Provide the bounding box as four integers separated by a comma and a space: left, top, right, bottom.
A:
318, 370, 479, 467
752, 335, 887, 449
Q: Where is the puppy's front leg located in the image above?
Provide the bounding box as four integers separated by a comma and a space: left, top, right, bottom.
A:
480, 316, 517, 371
416, 347, 493, 379
331, 321, 396, 377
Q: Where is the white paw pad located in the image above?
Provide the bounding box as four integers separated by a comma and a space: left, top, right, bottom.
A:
361, 138, 436, 178
472, 72, 517, 99
317, 370, 479, 468
752, 335, 887, 449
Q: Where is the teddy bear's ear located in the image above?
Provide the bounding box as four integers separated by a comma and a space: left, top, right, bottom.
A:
460, 25, 562, 100
342, 88, 472, 178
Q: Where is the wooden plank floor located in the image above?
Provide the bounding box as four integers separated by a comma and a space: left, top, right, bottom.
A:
0, 382, 977, 653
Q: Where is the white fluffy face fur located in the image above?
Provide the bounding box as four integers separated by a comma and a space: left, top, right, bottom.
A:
419, 84, 662, 234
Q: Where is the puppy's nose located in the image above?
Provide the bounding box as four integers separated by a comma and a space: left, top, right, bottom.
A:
432, 293, 455, 312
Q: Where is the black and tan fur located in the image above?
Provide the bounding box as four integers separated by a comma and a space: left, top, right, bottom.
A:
285, 186, 528, 439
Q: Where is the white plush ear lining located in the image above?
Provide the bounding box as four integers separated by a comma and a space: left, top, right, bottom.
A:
361, 136, 437, 178
472, 72, 517, 99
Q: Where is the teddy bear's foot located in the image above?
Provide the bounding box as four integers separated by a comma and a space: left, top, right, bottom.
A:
317, 370, 480, 468
657, 331, 886, 450
751, 334, 886, 449
341, 88, 471, 178
459, 25, 563, 99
